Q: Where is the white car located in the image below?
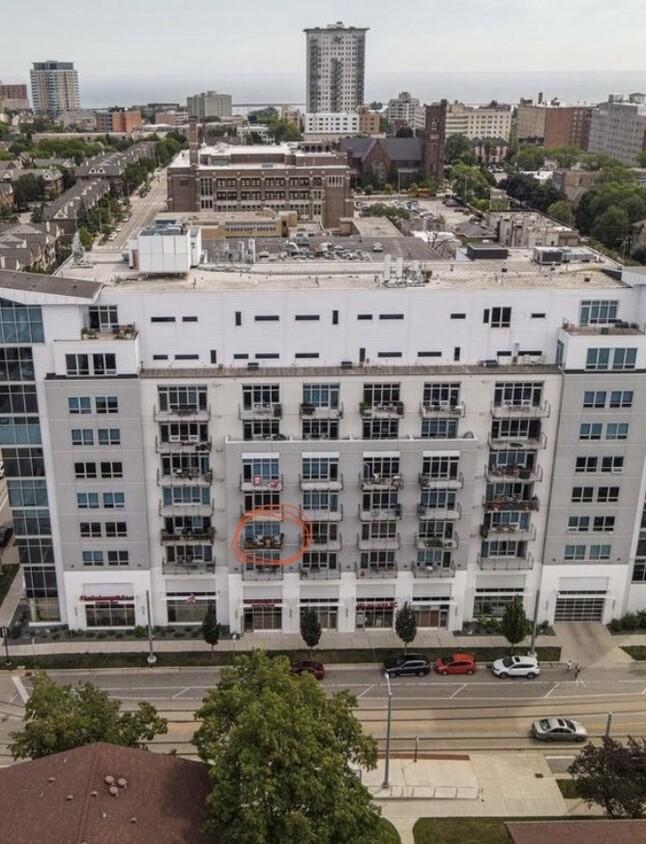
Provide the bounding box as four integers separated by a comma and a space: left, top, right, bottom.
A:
491, 654, 540, 679
532, 717, 587, 742
372, 242, 383, 252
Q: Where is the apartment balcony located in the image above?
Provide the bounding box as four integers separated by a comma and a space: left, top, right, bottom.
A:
239, 505, 284, 522
154, 404, 211, 422
420, 401, 465, 417
359, 401, 404, 418
299, 402, 344, 419
480, 523, 536, 542
299, 473, 343, 492
156, 436, 212, 454
359, 504, 402, 521
81, 323, 137, 340
158, 468, 212, 486
488, 432, 547, 450
240, 474, 283, 492
299, 566, 341, 580
477, 552, 535, 571
355, 561, 398, 579
241, 533, 284, 551
357, 533, 401, 551
359, 473, 403, 491
159, 501, 214, 518
418, 472, 464, 490
162, 559, 215, 575
241, 565, 284, 581
482, 496, 539, 512
411, 560, 457, 578
417, 502, 461, 520
414, 533, 459, 551
302, 506, 343, 522
161, 527, 215, 543
306, 535, 343, 552
490, 400, 551, 419
485, 464, 543, 483
239, 402, 283, 420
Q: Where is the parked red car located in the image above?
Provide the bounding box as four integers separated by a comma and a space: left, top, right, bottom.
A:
290, 660, 325, 680
434, 653, 477, 675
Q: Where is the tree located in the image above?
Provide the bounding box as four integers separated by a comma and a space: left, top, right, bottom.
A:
12, 173, 45, 210
445, 134, 476, 165
395, 602, 417, 651
514, 145, 546, 171
548, 145, 583, 169
193, 650, 381, 844
395, 126, 414, 138
638, 150, 646, 168
267, 119, 301, 143
547, 199, 575, 226
590, 206, 631, 249
9, 672, 168, 760
568, 736, 646, 817
499, 596, 531, 652
201, 602, 221, 654
77, 227, 94, 251
300, 608, 322, 652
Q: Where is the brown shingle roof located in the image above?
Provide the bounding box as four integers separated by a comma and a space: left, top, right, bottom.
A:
0, 742, 218, 844
506, 819, 646, 844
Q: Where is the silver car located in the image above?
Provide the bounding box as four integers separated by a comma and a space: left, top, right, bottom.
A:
532, 717, 587, 742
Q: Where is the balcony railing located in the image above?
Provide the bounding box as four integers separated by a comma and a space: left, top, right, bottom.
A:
239, 402, 283, 420
359, 401, 404, 418
299, 402, 344, 419
299, 566, 341, 580
482, 496, 539, 512
156, 437, 212, 453
411, 561, 456, 578
490, 400, 551, 419
161, 527, 215, 543
81, 323, 137, 340
477, 553, 535, 571
359, 473, 403, 491
154, 404, 211, 422
162, 559, 215, 575
359, 504, 402, 521
480, 523, 536, 542
420, 402, 465, 417
488, 432, 547, 450
485, 464, 543, 483
239, 506, 284, 521
299, 473, 343, 491
417, 502, 461, 520
241, 533, 284, 551
418, 472, 464, 490
414, 533, 459, 551
159, 501, 213, 518
158, 468, 212, 485
357, 533, 401, 551
240, 474, 283, 492
355, 561, 398, 578
241, 566, 284, 581
301, 506, 343, 522
304, 534, 343, 551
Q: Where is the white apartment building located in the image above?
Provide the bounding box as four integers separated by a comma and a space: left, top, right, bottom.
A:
385, 92, 426, 131
4, 249, 646, 636
305, 22, 368, 113
30, 61, 80, 118
303, 112, 359, 138
588, 94, 646, 167
186, 90, 233, 121
445, 101, 512, 141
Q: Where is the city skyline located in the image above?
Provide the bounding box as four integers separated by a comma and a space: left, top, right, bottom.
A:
1, 0, 644, 89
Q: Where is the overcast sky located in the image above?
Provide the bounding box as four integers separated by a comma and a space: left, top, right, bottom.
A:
2, 0, 645, 83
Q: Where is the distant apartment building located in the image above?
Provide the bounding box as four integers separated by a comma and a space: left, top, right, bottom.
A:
445, 101, 512, 141
167, 123, 352, 229
155, 110, 189, 126
517, 95, 592, 149
94, 108, 142, 134
0, 82, 30, 111
280, 105, 302, 129
357, 105, 381, 135
30, 61, 80, 117
551, 168, 599, 204
385, 92, 425, 131
305, 22, 368, 113
303, 112, 359, 139
486, 210, 580, 249
587, 93, 646, 166
186, 90, 232, 120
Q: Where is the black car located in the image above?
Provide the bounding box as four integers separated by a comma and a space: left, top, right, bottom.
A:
0, 525, 13, 548
383, 654, 431, 677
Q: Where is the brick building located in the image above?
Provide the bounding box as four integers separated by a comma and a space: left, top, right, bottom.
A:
423, 100, 447, 183
95, 107, 142, 134
517, 96, 592, 148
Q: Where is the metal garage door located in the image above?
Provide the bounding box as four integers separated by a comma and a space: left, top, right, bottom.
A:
554, 596, 605, 622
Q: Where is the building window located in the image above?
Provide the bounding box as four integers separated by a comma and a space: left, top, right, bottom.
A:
105, 521, 127, 537
85, 601, 135, 627
71, 429, 94, 446
583, 390, 606, 408
610, 390, 633, 408
100, 461, 123, 479
571, 487, 593, 503
80, 522, 101, 538
605, 423, 629, 440
74, 461, 97, 479
66, 354, 89, 376
92, 354, 116, 376
68, 396, 91, 414
423, 383, 460, 407
82, 551, 104, 566
564, 544, 586, 560
362, 419, 399, 439
585, 347, 637, 371
303, 419, 339, 440
96, 396, 119, 414
97, 429, 121, 446
88, 306, 118, 330
579, 423, 602, 440
567, 516, 590, 533
597, 486, 619, 503
580, 300, 618, 325
421, 419, 458, 438
77, 492, 99, 509
102, 492, 125, 509
490, 307, 511, 328
593, 516, 615, 532
107, 550, 129, 566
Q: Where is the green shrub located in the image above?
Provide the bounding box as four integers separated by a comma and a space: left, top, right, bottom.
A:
621, 612, 640, 630
133, 625, 148, 639
608, 618, 624, 632
637, 610, 646, 628
115, 632, 124, 639
97, 632, 107, 639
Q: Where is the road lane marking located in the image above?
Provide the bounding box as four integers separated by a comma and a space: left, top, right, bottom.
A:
544, 683, 559, 698
171, 687, 191, 700
358, 683, 375, 699
450, 684, 467, 699
12, 676, 29, 703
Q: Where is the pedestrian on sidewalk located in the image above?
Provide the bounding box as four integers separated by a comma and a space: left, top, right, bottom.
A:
574, 662, 581, 680
566, 659, 573, 673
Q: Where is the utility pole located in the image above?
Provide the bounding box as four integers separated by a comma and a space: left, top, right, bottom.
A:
382, 671, 393, 789
1, 626, 10, 666
528, 588, 541, 656
146, 589, 156, 665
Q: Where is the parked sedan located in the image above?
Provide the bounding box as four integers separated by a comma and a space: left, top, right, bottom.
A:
434, 653, 476, 675
532, 717, 587, 742
383, 654, 431, 677
290, 660, 325, 680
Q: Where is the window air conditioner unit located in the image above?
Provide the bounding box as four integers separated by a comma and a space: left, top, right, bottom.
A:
169, 435, 181, 442
188, 435, 200, 443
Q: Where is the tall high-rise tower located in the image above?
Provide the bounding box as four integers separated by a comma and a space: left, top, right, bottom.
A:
304, 22, 368, 113
30, 60, 80, 117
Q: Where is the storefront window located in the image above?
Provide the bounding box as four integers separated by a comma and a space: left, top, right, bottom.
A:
356, 602, 395, 628
413, 604, 449, 628
85, 601, 135, 627
300, 605, 338, 630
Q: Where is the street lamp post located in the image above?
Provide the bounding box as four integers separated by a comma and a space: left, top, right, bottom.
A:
145, 590, 156, 666
382, 671, 393, 789
1, 626, 10, 666
528, 588, 541, 656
